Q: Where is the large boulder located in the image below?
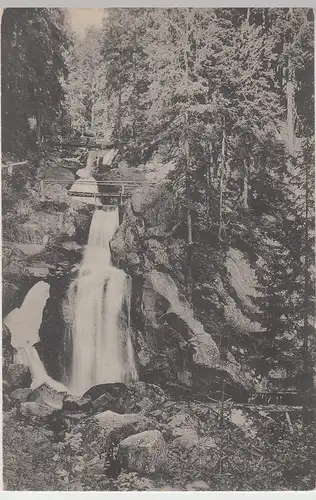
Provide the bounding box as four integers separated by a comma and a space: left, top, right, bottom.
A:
83, 382, 129, 401
144, 239, 170, 271
84, 382, 166, 415
143, 271, 219, 354
5, 363, 31, 390
27, 382, 67, 410
85, 411, 156, 453
136, 270, 220, 385
125, 382, 166, 413
118, 430, 167, 474
186, 480, 210, 491
63, 394, 93, 413
10, 388, 33, 403
110, 214, 145, 270
20, 400, 56, 419
130, 183, 168, 215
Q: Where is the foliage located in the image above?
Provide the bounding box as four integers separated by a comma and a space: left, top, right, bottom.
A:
1, 8, 71, 155
64, 26, 104, 135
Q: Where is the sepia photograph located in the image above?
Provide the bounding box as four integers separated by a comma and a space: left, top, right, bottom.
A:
1, 6, 315, 492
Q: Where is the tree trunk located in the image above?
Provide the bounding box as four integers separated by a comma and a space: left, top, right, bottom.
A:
36, 93, 41, 169
287, 8, 295, 156
132, 48, 137, 145
246, 8, 251, 24
91, 100, 95, 131
184, 9, 193, 301
242, 159, 249, 209
303, 159, 313, 425
218, 128, 225, 241
206, 143, 211, 227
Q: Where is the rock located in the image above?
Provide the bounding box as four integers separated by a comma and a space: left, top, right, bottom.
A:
3, 391, 14, 411
118, 430, 167, 474
150, 410, 163, 421
130, 184, 166, 215
6, 363, 31, 390
60, 241, 82, 252
86, 411, 156, 451
27, 383, 67, 410
3, 324, 14, 369
87, 381, 166, 414
26, 266, 50, 279
110, 215, 145, 269
20, 400, 56, 418
168, 412, 197, 437
84, 382, 129, 401
145, 239, 170, 271
186, 480, 210, 491
143, 271, 219, 360
63, 394, 93, 413
125, 382, 166, 413
125, 252, 143, 276
191, 333, 220, 369
171, 428, 200, 448
3, 323, 11, 346
11, 388, 33, 403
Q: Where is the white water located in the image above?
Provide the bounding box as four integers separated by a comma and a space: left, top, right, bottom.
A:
3, 281, 68, 392
68, 208, 138, 395
70, 151, 101, 205
4, 281, 50, 349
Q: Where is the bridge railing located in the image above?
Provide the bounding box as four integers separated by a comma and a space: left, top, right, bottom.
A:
40, 179, 158, 201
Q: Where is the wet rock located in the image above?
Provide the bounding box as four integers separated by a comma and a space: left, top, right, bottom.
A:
118, 430, 167, 474
86, 411, 156, 452
186, 480, 210, 491
63, 394, 93, 413
6, 363, 31, 390
84, 382, 129, 402
3, 324, 14, 370
87, 381, 166, 415
38, 284, 70, 381
27, 383, 67, 410
2, 281, 25, 317
3, 323, 11, 345
11, 388, 33, 403
125, 252, 143, 276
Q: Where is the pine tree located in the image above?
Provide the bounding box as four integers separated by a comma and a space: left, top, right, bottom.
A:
1, 8, 70, 156
65, 25, 104, 135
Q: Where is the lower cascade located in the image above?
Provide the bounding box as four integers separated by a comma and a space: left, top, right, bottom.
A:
68, 208, 138, 395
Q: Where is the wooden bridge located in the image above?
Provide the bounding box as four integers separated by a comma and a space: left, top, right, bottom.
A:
40, 178, 157, 205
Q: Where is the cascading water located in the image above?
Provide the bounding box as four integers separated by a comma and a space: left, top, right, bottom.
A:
68, 208, 138, 395
69, 150, 101, 205
3, 281, 67, 392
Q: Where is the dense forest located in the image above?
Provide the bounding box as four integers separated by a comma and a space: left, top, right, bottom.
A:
2, 7, 315, 492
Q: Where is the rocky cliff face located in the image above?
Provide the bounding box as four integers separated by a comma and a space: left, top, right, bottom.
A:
110, 183, 258, 400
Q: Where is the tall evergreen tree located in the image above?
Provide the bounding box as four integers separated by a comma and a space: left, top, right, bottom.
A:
1, 8, 70, 156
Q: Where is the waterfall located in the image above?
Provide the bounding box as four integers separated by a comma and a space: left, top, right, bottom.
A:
68, 208, 138, 396
4, 281, 50, 349
17, 344, 68, 392
69, 151, 101, 205
3, 281, 68, 392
